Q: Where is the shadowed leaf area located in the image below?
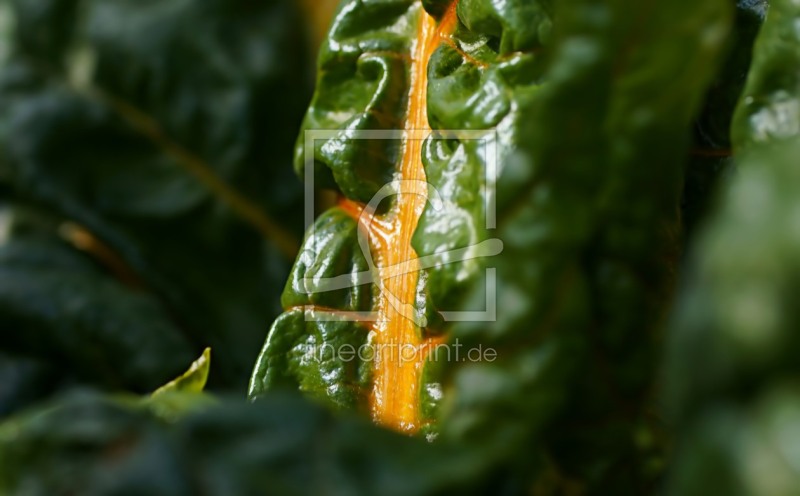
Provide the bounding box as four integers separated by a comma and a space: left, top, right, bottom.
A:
0, 0, 311, 411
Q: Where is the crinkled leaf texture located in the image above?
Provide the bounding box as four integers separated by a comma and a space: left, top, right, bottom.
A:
250, 0, 549, 417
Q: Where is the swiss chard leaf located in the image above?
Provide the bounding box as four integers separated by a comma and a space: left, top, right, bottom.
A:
0, 207, 197, 393
252, 0, 732, 492
0, 0, 311, 412
439, 0, 731, 491
0, 0, 775, 493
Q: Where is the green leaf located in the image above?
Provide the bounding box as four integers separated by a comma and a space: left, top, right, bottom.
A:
0, 351, 58, 419
438, 0, 731, 489
145, 348, 215, 422
0, 0, 312, 408
665, 3, 800, 493
249, 309, 373, 411
0, 392, 491, 496
682, 0, 766, 239
732, 0, 800, 152
665, 137, 800, 496
152, 348, 211, 397
0, 206, 197, 395
254, 0, 555, 431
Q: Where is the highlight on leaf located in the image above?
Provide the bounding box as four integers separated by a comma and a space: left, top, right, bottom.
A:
152, 347, 212, 397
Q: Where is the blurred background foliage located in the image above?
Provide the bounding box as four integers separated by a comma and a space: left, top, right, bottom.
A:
0, 0, 339, 418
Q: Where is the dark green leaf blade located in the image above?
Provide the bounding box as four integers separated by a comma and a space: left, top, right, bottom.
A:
0, 0, 312, 394
440, 0, 731, 490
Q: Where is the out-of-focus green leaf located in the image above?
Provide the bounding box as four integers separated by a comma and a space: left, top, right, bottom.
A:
0, 207, 197, 395
145, 348, 215, 422
0, 0, 312, 411
666, 2, 800, 492
0, 391, 491, 496
732, 0, 800, 151
665, 137, 800, 496
0, 351, 58, 418
437, 0, 731, 491
682, 0, 766, 239
0, 391, 191, 496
